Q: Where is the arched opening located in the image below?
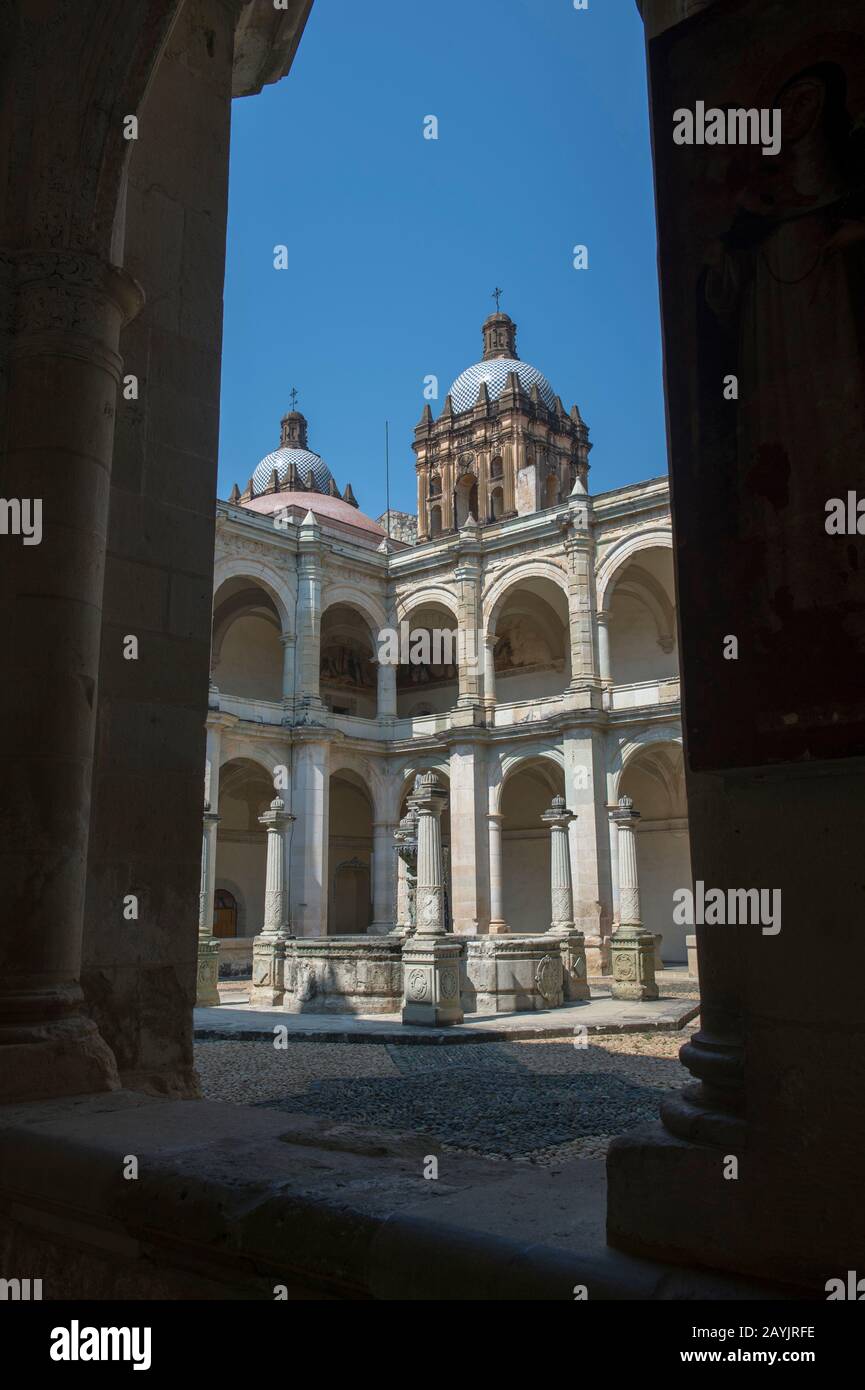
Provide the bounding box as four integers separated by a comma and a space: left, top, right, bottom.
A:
618, 742, 690, 963
328, 770, 374, 933
319, 603, 378, 717
429, 473, 442, 497
396, 602, 460, 715
429, 505, 443, 538
492, 576, 570, 702
607, 546, 678, 686
490, 455, 503, 481
543, 472, 559, 509
500, 758, 564, 934
213, 888, 237, 939
214, 759, 275, 944
490, 486, 504, 521
211, 579, 283, 701
454, 472, 478, 527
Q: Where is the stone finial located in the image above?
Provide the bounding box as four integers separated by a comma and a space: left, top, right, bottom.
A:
269, 467, 279, 493
270, 796, 285, 812
228, 483, 241, 504
327, 478, 340, 497
416, 403, 434, 431
343, 482, 359, 508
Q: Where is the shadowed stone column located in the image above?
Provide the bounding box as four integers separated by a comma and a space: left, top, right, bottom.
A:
608, 796, 657, 1001
401, 773, 463, 1025
0, 250, 142, 1101
251, 795, 294, 1006
196, 805, 221, 1007
542, 795, 590, 1000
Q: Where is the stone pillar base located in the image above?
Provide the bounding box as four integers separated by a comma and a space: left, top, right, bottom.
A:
196, 938, 221, 1007
558, 930, 591, 1001
250, 936, 287, 1007
487, 918, 509, 936
0, 1016, 119, 1104
401, 935, 464, 1026
653, 933, 664, 973
610, 926, 658, 1001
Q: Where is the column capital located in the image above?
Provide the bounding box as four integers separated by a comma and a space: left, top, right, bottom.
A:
542, 794, 575, 831
609, 794, 640, 828
258, 795, 295, 831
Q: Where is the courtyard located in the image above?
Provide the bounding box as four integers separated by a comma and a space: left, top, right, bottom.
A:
195, 976, 699, 1167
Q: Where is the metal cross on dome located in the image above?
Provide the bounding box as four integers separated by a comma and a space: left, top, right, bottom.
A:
289, 386, 299, 412
492, 287, 503, 312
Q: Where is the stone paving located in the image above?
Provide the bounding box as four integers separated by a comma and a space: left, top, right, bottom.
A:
195, 1020, 699, 1166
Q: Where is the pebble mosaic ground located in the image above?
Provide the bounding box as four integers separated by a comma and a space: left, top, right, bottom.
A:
195, 1017, 699, 1165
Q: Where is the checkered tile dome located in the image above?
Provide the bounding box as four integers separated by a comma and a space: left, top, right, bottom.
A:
448, 358, 557, 414
251, 447, 333, 495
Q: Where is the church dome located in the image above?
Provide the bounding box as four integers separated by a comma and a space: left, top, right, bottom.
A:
251, 446, 333, 495
445, 307, 557, 414
448, 357, 557, 414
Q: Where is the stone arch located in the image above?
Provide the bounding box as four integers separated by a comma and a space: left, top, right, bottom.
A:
483, 559, 569, 634
495, 746, 565, 812
328, 767, 374, 934
212, 574, 286, 702
617, 737, 690, 964
213, 557, 293, 633
595, 528, 674, 614
320, 586, 388, 637
498, 753, 566, 934
395, 586, 459, 626
609, 726, 684, 798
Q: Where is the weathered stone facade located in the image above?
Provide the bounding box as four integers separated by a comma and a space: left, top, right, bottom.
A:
205, 313, 688, 989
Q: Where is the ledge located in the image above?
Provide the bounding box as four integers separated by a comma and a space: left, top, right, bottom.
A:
0, 1092, 796, 1301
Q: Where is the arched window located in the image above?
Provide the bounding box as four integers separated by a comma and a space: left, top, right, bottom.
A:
429, 473, 442, 497
490, 486, 504, 520
490, 455, 503, 480
429, 505, 442, 538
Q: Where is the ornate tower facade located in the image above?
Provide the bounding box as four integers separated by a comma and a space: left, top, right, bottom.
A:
412, 311, 592, 542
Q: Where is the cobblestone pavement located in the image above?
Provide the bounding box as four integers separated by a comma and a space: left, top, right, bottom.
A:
195, 1022, 698, 1165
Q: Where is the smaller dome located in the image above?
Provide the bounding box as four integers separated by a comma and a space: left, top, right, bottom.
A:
252, 447, 333, 495
448, 358, 557, 414
242, 490, 386, 546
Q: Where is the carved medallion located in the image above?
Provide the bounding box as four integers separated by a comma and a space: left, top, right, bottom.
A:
535, 954, 563, 1002
439, 968, 458, 1000
408, 968, 428, 1001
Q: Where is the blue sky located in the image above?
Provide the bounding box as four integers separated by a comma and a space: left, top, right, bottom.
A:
218, 0, 665, 518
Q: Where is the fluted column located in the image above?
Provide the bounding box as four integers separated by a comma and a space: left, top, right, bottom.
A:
487, 811, 508, 934
250, 795, 294, 1007
0, 250, 144, 1100
542, 794, 590, 1000
609, 796, 657, 1000
414, 775, 448, 934
542, 795, 575, 933
401, 772, 463, 1025
259, 796, 294, 940
196, 805, 221, 1006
